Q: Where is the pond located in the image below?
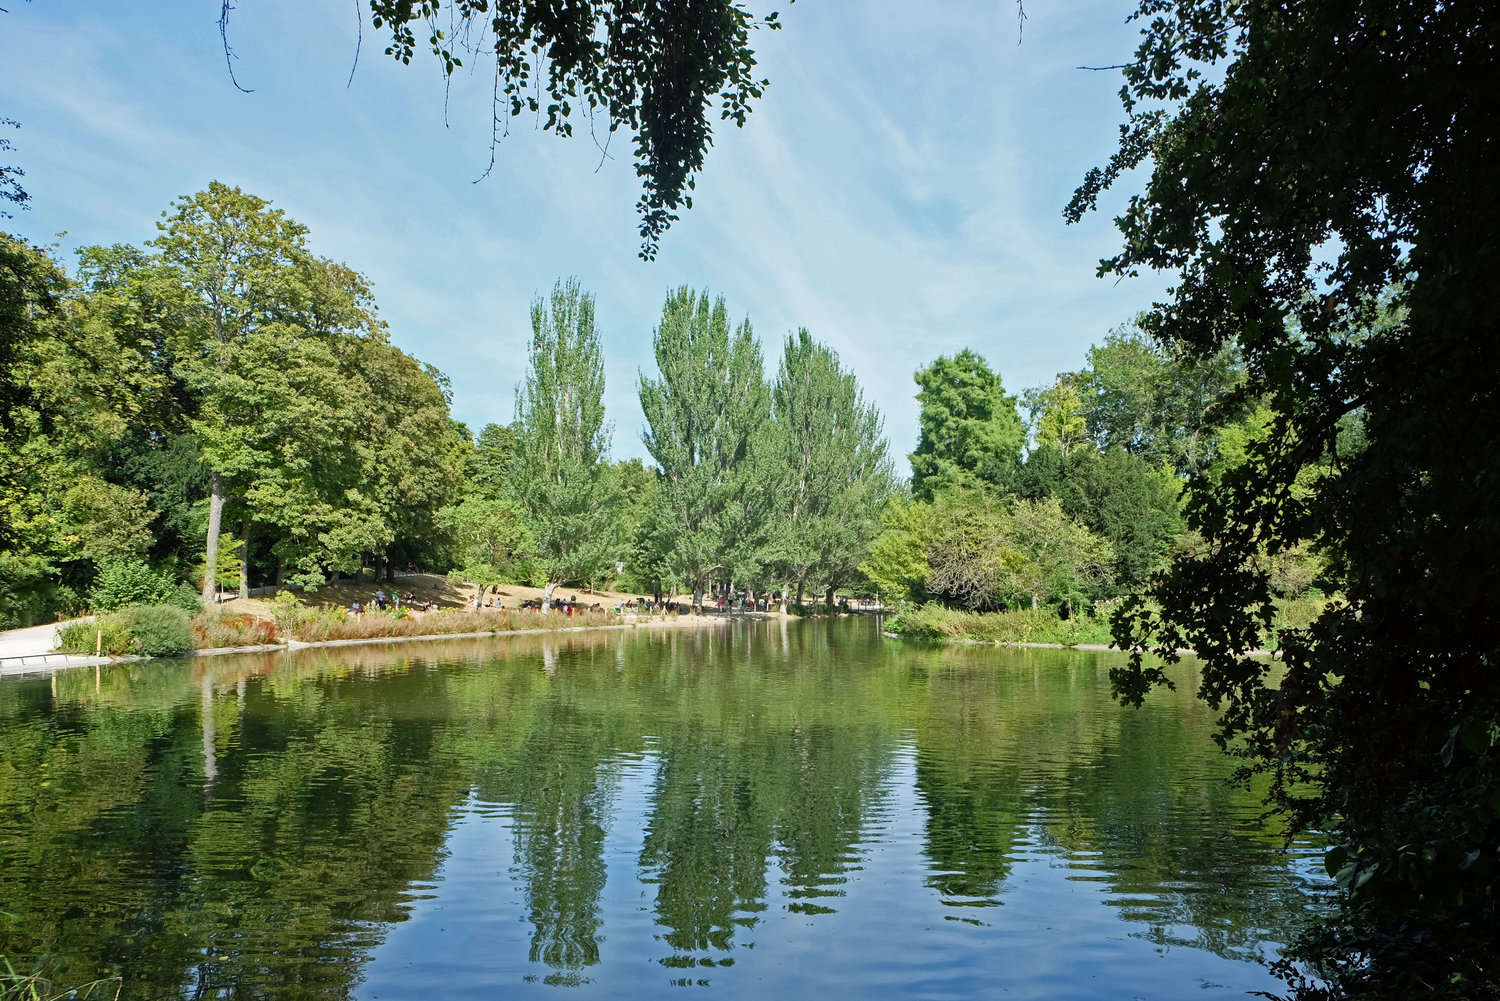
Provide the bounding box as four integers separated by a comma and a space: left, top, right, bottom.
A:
0, 617, 1330, 1000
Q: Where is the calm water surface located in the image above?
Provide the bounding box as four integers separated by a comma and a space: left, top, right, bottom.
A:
0, 618, 1330, 999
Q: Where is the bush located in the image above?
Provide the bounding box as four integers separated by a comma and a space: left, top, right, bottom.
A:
885, 603, 1114, 646
124, 605, 195, 656
90, 560, 180, 613
268, 589, 308, 631
292, 605, 621, 642
57, 615, 134, 655
162, 582, 204, 615
192, 610, 280, 649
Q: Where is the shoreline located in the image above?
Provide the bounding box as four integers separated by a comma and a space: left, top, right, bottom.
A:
1, 611, 779, 678
880, 630, 1275, 658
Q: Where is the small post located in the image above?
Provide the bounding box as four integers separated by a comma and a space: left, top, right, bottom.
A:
96, 629, 102, 657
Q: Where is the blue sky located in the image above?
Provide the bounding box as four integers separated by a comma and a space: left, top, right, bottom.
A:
1, 0, 1169, 464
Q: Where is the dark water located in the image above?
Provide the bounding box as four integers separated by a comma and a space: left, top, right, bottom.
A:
0, 618, 1330, 999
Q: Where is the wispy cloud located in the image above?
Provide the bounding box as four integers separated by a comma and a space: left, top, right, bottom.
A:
3, 0, 1170, 463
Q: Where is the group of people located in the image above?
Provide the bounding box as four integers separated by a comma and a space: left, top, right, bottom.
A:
351, 589, 437, 614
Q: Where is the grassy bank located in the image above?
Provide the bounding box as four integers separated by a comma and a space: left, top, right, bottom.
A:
885, 604, 1115, 646
888, 592, 1334, 649
58, 604, 624, 656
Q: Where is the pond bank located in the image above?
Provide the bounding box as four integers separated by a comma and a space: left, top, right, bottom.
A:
881, 631, 1275, 657
0, 611, 778, 678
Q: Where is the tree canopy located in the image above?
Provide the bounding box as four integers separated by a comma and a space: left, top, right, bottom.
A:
909, 350, 1024, 501
511, 278, 617, 606
1074, 0, 1500, 995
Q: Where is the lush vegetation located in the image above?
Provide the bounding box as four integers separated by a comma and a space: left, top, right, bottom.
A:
6, 0, 1496, 986
886, 603, 1115, 647
0, 184, 1317, 644
1068, 0, 1500, 996
0, 188, 897, 631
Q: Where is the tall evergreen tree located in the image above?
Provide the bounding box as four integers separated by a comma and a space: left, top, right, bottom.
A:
909, 350, 1024, 500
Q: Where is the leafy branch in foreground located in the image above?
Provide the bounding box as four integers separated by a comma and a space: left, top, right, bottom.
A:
224, 1, 788, 260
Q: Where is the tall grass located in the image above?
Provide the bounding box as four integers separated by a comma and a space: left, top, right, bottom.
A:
291, 606, 621, 643
1, 954, 118, 1001
886, 603, 1115, 646
192, 610, 280, 648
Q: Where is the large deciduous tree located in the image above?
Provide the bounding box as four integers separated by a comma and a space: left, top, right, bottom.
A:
1073, 0, 1500, 995
769, 329, 893, 606
511, 279, 617, 609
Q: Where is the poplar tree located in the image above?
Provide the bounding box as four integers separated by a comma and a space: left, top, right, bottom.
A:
638, 288, 768, 611
769, 329, 893, 606
511, 279, 616, 609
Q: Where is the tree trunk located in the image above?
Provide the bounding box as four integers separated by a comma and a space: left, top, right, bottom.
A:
238, 520, 251, 600
201, 472, 225, 604
373, 551, 384, 584
385, 550, 395, 583
1031, 592, 1039, 611
825, 583, 835, 610
275, 557, 285, 588
795, 579, 805, 610
542, 580, 558, 612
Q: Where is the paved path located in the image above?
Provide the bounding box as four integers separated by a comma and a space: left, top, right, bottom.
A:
0, 618, 124, 676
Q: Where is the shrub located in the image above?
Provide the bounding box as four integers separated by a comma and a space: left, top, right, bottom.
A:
57, 615, 134, 655
192, 610, 280, 649
886, 603, 1114, 646
268, 590, 308, 631
162, 582, 204, 615
90, 560, 168, 612
291, 605, 621, 642
124, 604, 195, 656
90, 560, 191, 613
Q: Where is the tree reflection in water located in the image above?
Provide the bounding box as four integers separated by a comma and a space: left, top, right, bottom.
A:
0, 622, 1327, 998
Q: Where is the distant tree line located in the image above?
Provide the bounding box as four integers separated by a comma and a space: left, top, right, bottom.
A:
1, 182, 1323, 631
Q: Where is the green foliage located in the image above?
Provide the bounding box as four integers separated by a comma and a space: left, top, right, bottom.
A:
865, 489, 1114, 616
337, 3, 783, 258
89, 559, 180, 613
122, 604, 194, 656
638, 287, 770, 607
909, 350, 1024, 500
268, 589, 306, 631
510, 279, 618, 605
859, 495, 935, 604
886, 603, 1115, 646
56, 615, 134, 656
1075, 0, 1500, 994
472, 422, 519, 498
1014, 445, 1181, 590
767, 329, 895, 602
1071, 323, 1245, 477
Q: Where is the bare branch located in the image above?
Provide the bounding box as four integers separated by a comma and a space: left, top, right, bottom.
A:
219, 1, 255, 93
